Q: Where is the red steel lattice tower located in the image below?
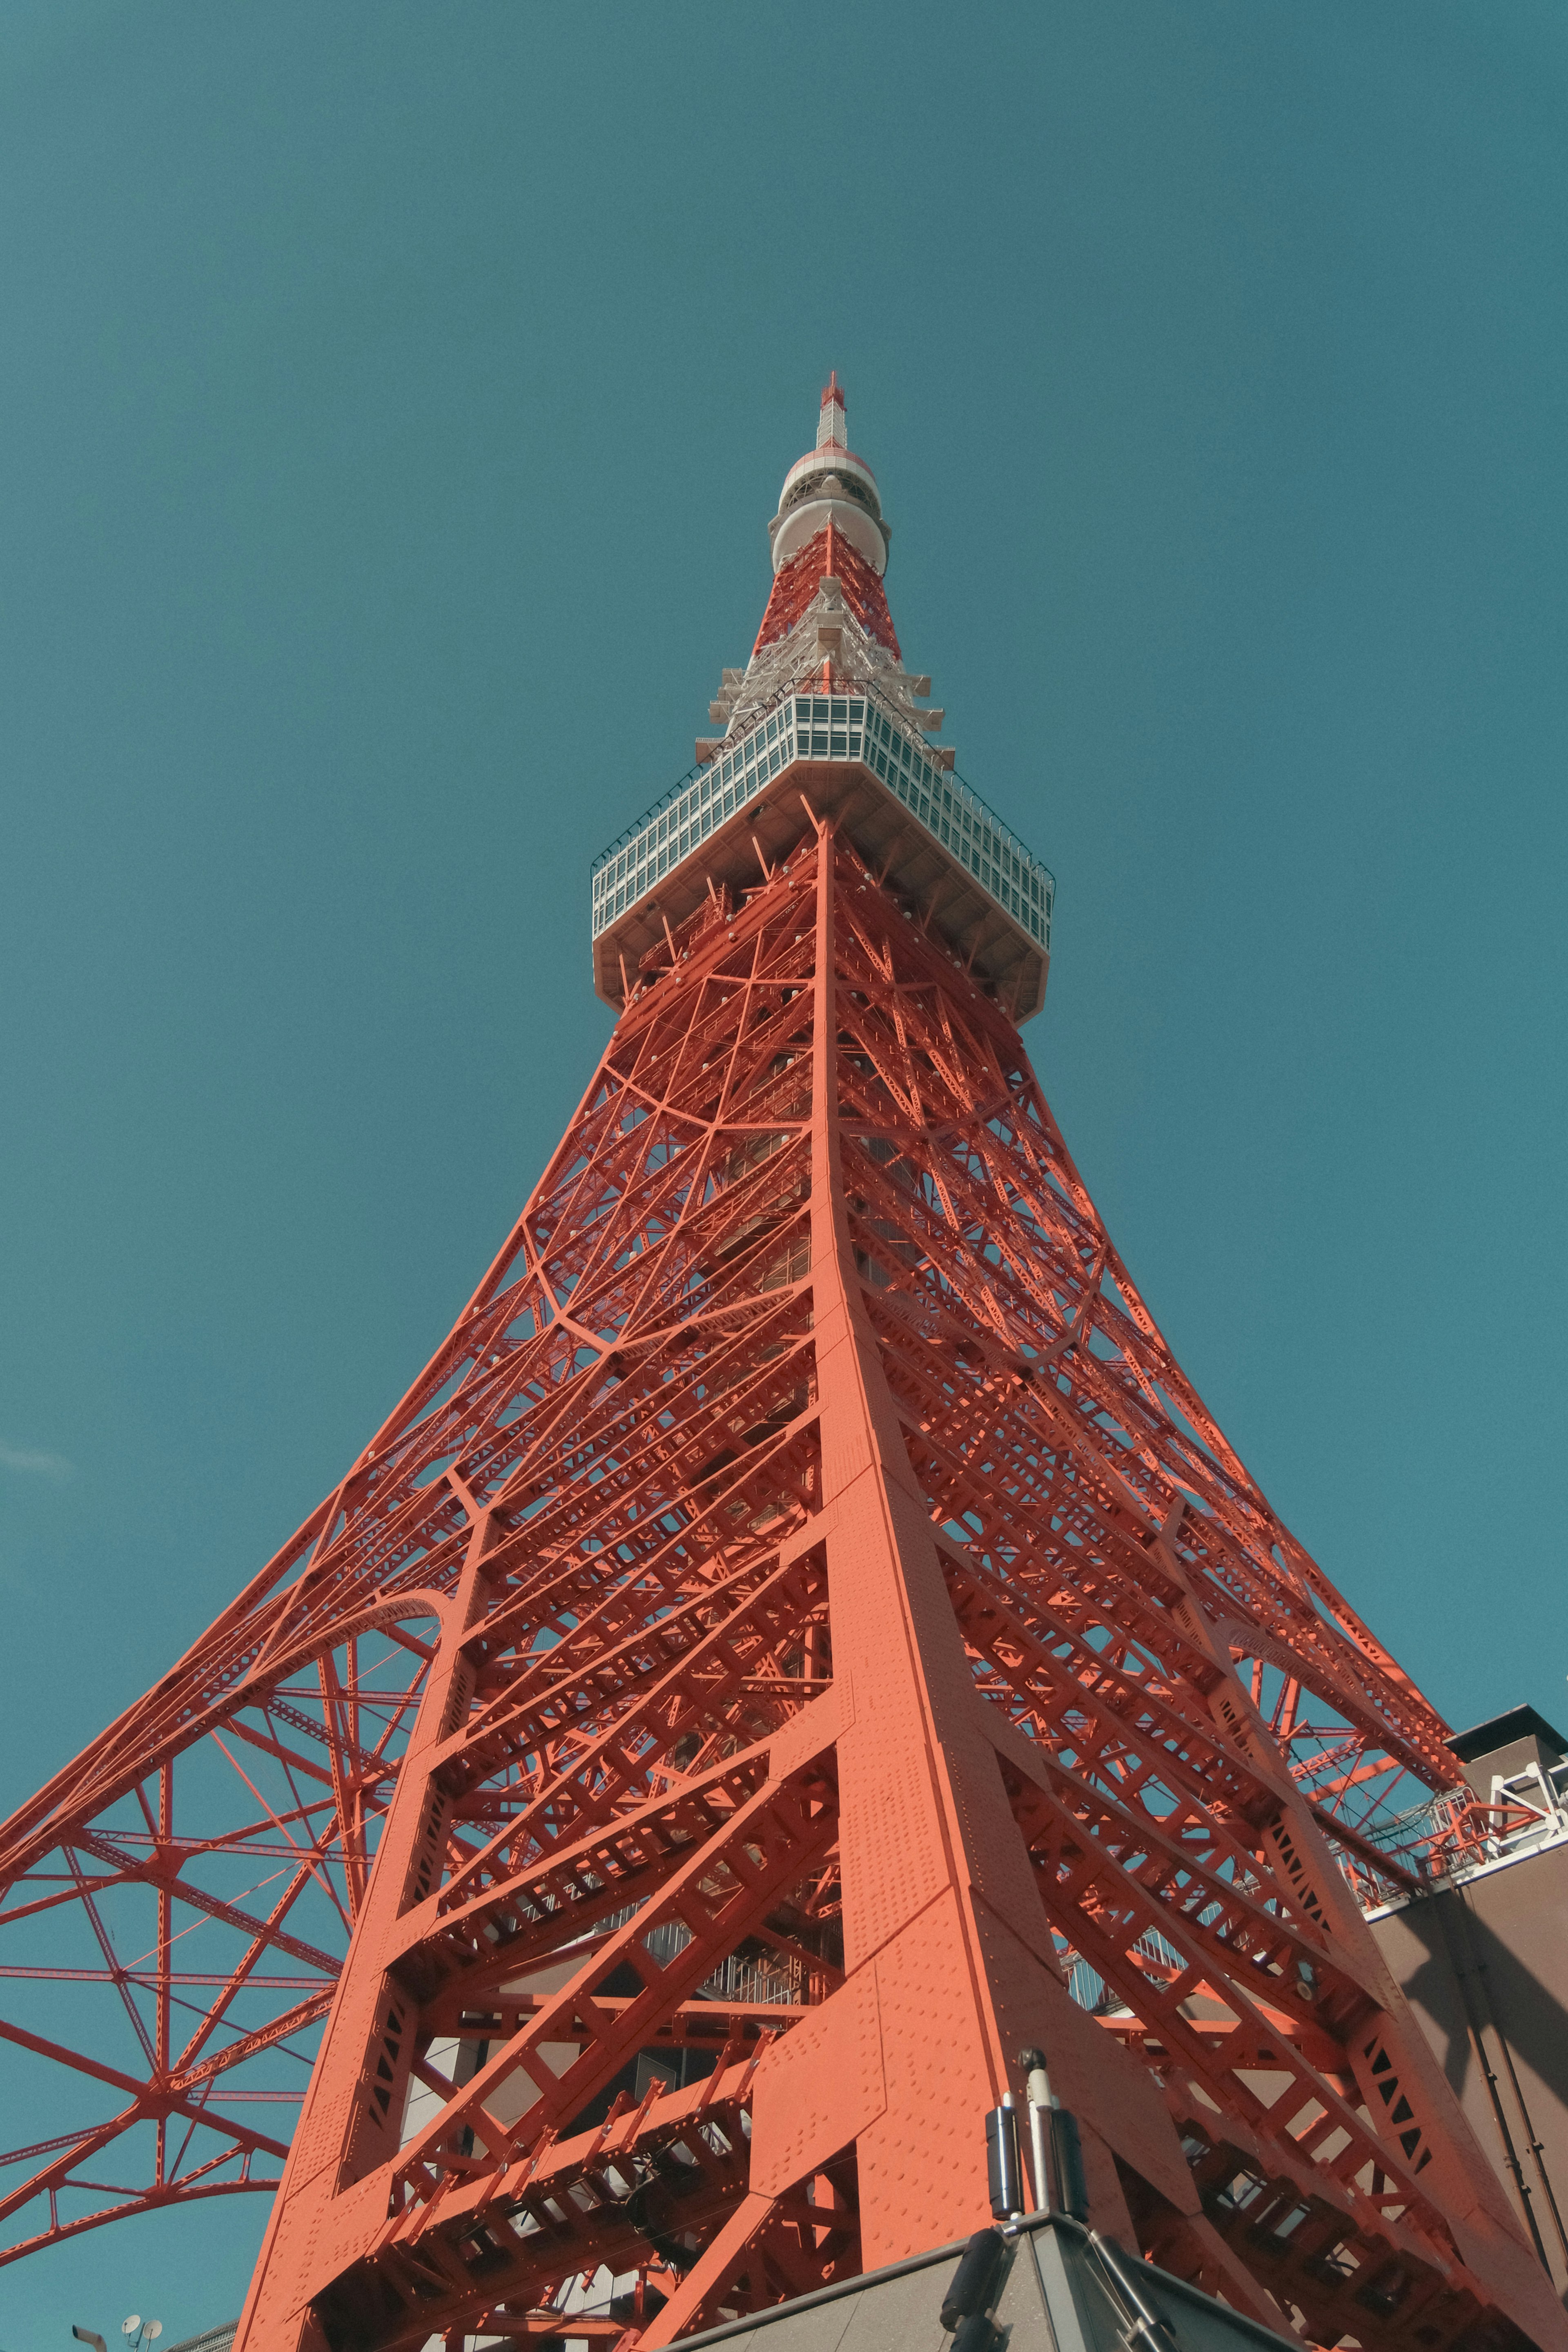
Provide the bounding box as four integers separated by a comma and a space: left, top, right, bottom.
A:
3, 383, 1564, 2352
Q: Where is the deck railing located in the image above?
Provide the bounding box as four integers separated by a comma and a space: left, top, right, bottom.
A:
590, 682, 1055, 954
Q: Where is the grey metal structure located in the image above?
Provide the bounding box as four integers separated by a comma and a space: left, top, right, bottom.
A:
588, 688, 1054, 1020
670, 2213, 1300, 2352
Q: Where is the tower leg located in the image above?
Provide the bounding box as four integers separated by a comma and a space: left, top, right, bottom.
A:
656, 827, 1209, 2330
233, 1516, 492, 2352
201, 828, 1565, 2352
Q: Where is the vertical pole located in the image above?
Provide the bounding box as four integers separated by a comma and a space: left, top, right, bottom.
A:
156, 1759, 172, 2189
1023, 2049, 1051, 2214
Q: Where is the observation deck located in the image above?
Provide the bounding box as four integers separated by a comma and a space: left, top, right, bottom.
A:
590, 684, 1054, 1019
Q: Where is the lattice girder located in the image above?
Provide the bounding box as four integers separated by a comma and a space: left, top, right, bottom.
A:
2, 830, 1560, 2352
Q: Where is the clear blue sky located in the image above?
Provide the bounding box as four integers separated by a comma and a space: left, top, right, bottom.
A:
1, 4, 1565, 2340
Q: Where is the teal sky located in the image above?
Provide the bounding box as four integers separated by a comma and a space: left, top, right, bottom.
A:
2, 4, 1566, 2339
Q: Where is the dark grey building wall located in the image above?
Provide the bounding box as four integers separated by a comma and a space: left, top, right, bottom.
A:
1369, 1841, 1568, 2295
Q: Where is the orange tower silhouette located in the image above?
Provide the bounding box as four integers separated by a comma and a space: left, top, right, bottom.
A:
2, 383, 1561, 2352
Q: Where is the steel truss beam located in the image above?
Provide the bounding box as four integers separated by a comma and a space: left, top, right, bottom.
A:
2, 834, 1559, 2352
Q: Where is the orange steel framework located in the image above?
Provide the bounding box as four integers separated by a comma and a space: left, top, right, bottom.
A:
753, 520, 901, 658
2, 390, 1563, 2352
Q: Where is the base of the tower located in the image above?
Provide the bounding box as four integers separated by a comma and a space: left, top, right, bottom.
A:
671, 2212, 1299, 2352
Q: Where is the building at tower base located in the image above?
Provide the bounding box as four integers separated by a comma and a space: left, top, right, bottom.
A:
655, 2212, 1306, 2352
1366, 1708, 1568, 2300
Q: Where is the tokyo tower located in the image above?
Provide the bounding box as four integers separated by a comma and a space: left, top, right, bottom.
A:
2, 381, 1563, 2352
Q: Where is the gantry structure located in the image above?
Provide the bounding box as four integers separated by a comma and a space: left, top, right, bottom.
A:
2, 382, 1562, 2352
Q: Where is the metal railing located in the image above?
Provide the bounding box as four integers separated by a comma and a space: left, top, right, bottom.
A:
583, 1906, 807, 2007
1379, 1760, 1568, 1879
589, 681, 1055, 955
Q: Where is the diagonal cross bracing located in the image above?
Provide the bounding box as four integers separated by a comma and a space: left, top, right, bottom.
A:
2, 832, 1560, 2352
2, 384, 1560, 2352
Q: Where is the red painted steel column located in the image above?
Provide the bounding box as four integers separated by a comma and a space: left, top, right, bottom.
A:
232, 1509, 493, 2352
740, 834, 1203, 2268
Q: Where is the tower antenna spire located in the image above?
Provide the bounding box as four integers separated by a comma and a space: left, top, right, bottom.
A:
817, 367, 846, 447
